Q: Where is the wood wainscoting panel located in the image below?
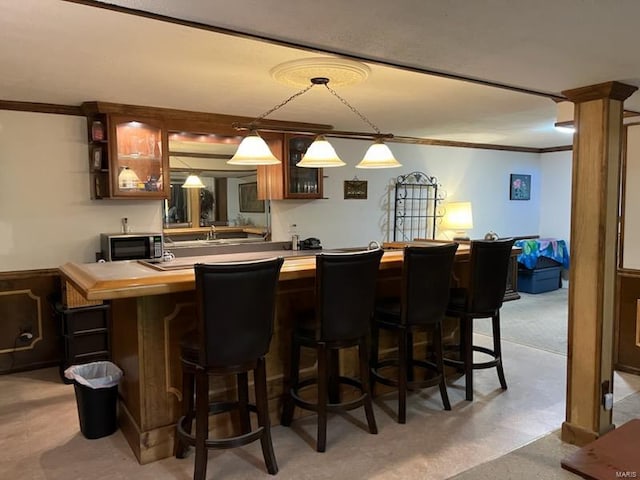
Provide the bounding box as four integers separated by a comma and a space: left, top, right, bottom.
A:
0, 270, 61, 374
616, 272, 640, 374
636, 299, 640, 348
0, 289, 42, 353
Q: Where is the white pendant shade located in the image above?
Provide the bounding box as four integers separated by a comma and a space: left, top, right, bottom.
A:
118, 166, 141, 189
356, 140, 402, 168
296, 135, 346, 168
227, 131, 281, 165
182, 174, 205, 189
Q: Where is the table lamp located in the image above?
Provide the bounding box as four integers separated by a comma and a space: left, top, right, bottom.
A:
439, 202, 473, 240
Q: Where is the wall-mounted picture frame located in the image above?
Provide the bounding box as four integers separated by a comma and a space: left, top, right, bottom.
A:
92, 146, 103, 170
239, 182, 265, 212
510, 173, 531, 200
344, 180, 368, 199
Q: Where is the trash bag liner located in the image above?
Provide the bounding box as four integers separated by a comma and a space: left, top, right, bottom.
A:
64, 361, 123, 389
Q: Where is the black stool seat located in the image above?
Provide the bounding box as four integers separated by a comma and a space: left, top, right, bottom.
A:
174, 257, 284, 480
370, 244, 458, 423
280, 249, 383, 452
444, 239, 514, 401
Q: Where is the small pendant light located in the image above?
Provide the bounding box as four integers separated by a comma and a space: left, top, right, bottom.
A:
182, 173, 205, 189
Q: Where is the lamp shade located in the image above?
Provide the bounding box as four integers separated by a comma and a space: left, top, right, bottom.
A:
227, 131, 281, 165
356, 139, 402, 169
296, 135, 346, 168
181, 174, 205, 189
118, 167, 140, 190
440, 202, 474, 231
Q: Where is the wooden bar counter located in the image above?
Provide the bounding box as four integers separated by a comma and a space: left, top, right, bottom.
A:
59, 242, 510, 464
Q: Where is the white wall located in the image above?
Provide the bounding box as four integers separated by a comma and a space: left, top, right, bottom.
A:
0, 110, 162, 271
1, 111, 574, 270
538, 150, 573, 242
271, 138, 542, 248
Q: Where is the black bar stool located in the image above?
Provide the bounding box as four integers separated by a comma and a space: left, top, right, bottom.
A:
175, 257, 284, 480
444, 238, 515, 401
280, 249, 384, 452
370, 243, 458, 423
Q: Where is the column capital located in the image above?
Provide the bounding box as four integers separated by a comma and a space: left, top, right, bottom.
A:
562, 81, 637, 103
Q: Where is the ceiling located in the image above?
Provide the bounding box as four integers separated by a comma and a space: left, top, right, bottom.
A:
2, 0, 640, 150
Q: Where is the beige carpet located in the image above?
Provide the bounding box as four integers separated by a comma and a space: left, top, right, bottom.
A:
475, 289, 568, 355
450, 388, 640, 479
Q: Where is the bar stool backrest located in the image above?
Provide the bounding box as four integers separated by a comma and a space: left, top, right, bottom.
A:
316, 249, 384, 342
402, 243, 459, 327
194, 257, 284, 367
467, 239, 515, 313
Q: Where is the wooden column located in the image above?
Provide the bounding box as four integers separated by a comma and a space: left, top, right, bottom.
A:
562, 81, 637, 446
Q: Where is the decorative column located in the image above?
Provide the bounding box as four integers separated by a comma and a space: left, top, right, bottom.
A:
562, 81, 637, 445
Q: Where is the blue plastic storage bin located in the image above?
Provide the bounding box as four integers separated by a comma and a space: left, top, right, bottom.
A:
517, 266, 562, 294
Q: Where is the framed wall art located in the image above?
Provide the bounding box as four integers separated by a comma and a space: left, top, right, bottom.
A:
344, 179, 368, 199
510, 174, 531, 200
238, 182, 265, 212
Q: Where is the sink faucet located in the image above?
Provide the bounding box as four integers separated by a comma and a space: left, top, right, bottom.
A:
207, 225, 217, 240
368, 240, 381, 250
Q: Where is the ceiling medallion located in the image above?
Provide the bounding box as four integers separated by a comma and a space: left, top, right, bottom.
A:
270, 57, 371, 88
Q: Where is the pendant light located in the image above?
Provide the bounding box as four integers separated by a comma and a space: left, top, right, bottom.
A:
296, 135, 346, 168
356, 139, 401, 169
231, 76, 401, 169
181, 173, 205, 189
227, 130, 281, 165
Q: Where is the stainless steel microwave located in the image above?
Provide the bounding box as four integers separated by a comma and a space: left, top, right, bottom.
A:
100, 233, 163, 262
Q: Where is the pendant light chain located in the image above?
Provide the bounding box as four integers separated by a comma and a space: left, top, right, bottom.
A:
251, 83, 316, 124
229, 73, 401, 168
321, 83, 382, 135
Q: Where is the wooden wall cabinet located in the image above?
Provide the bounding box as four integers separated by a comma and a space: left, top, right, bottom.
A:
284, 135, 323, 199
257, 133, 324, 200
82, 103, 169, 199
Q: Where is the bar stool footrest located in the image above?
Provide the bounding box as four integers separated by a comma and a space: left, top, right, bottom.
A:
372, 358, 442, 389
290, 376, 367, 412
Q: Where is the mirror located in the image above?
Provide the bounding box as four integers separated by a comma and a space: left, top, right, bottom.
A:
163, 132, 270, 236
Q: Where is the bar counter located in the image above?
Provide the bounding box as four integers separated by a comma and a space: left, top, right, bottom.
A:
59, 243, 478, 464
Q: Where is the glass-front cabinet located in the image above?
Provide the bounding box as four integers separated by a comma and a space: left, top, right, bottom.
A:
109, 116, 168, 198
82, 102, 169, 199
284, 134, 323, 199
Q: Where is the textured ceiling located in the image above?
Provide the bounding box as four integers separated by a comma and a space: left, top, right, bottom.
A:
2, 0, 639, 149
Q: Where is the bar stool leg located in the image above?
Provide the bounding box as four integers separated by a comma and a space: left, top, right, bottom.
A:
317, 342, 328, 452
492, 312, 508, 390
175, 365, 194, 458
369, 323, 380, 394
434, 322, 451, 410
194, 370, 209, 480
255, 357, 278, 475
398, 327, 408, 424
237, 372, 251, 434
463, 315, 474, 401
280, 336, 300, 427
358, 338, 378, 434
328, 349, 340, 404
406, 330, 414, 382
